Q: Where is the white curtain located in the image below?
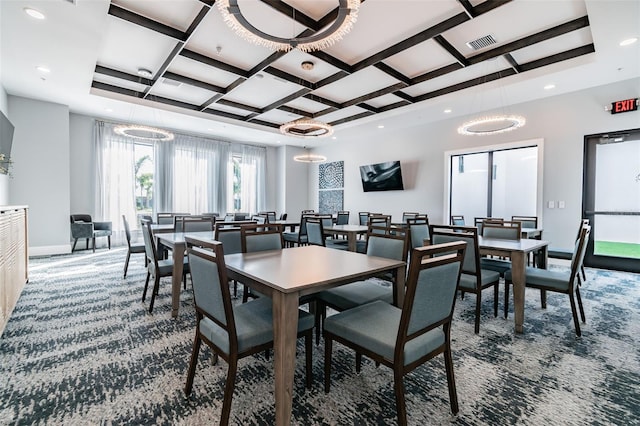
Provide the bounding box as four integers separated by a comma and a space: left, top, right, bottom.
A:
237, 144, 266, 215
94, 121, 136, 246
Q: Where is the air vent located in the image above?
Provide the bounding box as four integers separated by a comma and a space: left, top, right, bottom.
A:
466, 34, 497, 51
162, 78, 182, 87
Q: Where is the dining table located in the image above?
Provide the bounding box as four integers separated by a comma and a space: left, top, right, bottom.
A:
154, 230, 215, 318
477, 236, 549, 333
223, 245, 406, 426
323, 224, 368, 251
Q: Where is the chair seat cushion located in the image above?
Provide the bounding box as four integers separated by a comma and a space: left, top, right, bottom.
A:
318, 280, 392, 311
324, 300, 445, 366
155, 257, 189, 275
458, 270, 500, 290
505, 267, 571, 291
200, 297, 314, 355
93, 230, 112, 237
480, 258, 512, 275
129, 243, 145, 253
283, 232, 307, 244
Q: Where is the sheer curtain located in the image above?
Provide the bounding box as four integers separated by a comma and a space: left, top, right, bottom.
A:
94, 121, 136, 246
238, 144, 266, 215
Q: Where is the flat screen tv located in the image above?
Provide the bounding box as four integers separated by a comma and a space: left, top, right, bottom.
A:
359, 160, 404, 192
0, 110, 15, 162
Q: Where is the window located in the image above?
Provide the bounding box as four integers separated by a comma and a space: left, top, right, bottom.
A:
134, 143, 154, 217
446, 140, 542, 225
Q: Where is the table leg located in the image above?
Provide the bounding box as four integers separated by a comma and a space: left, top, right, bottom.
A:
347, 233, 356, 252
393, 264, 406, 307
171, 244, 184, 318
272, 291, 298, 426
511, 251, 526, 333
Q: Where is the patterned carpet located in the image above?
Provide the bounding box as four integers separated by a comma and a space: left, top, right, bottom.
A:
1, 247, 639, 425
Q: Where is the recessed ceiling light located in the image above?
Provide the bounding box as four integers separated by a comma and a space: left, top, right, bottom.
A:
444, 109, 452, 113
544, 84, 555, 90
332, 136, 337, 140
105, 108, 113, 113
36, 66, 50, 73
377, 125, 384, 129
24, 7, 45, 20
620, 37, 638, 46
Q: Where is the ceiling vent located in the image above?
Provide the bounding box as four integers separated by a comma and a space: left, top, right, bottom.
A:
466, 34, 497, 51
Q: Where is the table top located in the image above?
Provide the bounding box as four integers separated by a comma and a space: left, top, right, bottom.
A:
478, 236, 549, 253
156, 231, 215, 245
224, 245, 404, 295
324, 224, 368, 232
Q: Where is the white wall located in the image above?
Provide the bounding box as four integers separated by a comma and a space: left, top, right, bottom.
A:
8, 96, 71, 255
0, 85, 8, 205
310, 78, 640, 250
69, 114, 95, 215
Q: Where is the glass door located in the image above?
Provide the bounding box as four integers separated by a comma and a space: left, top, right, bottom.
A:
583, 129, 640, 272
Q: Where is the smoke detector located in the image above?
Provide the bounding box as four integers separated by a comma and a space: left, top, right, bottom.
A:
137, 68, 153, 78
301, 61, 314, 71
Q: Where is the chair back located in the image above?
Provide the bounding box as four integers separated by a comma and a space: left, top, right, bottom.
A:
511, 215, 538, 229
358, 212, 369, 226
315, 214, 333, 228
279, 213, 288, 220
251, 215, 267, 225
241, 224, 284, 252
430, 225, 480, 277
474, 217, 503, 234
258, 211, 277, 223
215, 227, 242, 255
186, 239, 237, 351
396, 242, 466, 353
450, 215, 465, 226
401, 212, 419, 223
179, 215, 215, 232
70, 214, 92, 223
305, 217, 325, 247
141, 222, 160, 270
157, 212, 189, 225
223, 213, 235, 222
569, 224, 591, 289
368, 214, 391, 234
407, 217, 431, 249
122, 215, 133, 248
482, 221, 521, 240
140, 215, 153, 225
301, 209, 315, 214
366, 228, 409, 262
336, 211, 349, 225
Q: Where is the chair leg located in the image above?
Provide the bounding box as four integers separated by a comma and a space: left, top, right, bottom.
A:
149, 275, 161, 313
581, 265, 586, 282
474, 292, 481, 334
142, 271, 151, 302
315, 302, 325, 345
184, 331, 202, 396
443, 345, 459, 415
568, 291, 582, 337
72, 238, 78, 252
221, 356, 238, 426
305, 331, 312, 389
576, 287, 586, 323
493, 283, 499, 317
123, 251, 131, 278
504, 281, 511, 319
324, 336, 333, 393
86, 238, 90, 250
355, 352, 362, 373
92, 237, 96, 253
108, 236, 111, 250
393, 367, 407, 426
540, 289, 547, 309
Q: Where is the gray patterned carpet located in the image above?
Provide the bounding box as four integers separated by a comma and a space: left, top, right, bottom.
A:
1, 247, 639, 425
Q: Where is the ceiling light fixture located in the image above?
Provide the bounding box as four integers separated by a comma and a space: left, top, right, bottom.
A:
280, 118, 334, 138
217, 0, 360, 52
293, 153, 327, 163
544, 84, 556, 90
457, 115, 526, 136
24, 7, 45, 20
620, 37, 638, 46
36, 66, 50, 73
114, 124, 174, 141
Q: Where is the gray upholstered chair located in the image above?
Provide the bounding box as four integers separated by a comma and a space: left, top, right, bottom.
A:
184, 238, 313, 425
141, 222, 188, 313
314, 226, 408, 344
336, 211, 349, 225
70, 214, 112, 252
450, 215, 465, 226
305, 217, 348, 250
479, 221, 522, 279
174, 215, 215, 232
283, 213, 311, 247
323, 241, 467, 425
215, 226, 243, 298
504, 224, 591, 336
240, 224, 284, 302
430, 224, 501, 334
407, 216, 430, 249
122, 215, 145, 278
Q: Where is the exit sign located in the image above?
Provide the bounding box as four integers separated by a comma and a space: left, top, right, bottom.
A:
610, 98, 638, 114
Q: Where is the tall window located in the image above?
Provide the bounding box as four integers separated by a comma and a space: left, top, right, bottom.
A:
226, 145, 266, 214
134, 143, 154, 217
447, 141, 541, 225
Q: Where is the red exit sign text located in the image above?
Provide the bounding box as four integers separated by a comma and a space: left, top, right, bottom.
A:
610, 98, 638, 114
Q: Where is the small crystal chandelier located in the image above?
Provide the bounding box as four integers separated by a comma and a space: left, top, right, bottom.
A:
293, 153, 327, 163
457, 115, 526, 136
217, 0, 361, 52
280, 118, 334, 138
114, 124, 174, 141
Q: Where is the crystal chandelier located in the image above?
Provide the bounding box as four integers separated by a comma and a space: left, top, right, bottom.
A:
280, 118, 334, 138
217, 0, 361, 52
114, 124, 174, 141
457, 115, 526, 136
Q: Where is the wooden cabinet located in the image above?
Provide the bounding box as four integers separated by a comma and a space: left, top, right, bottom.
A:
0, 206, 28, 335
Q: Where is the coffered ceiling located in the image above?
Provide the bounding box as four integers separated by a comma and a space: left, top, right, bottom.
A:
1, 0, 639, 146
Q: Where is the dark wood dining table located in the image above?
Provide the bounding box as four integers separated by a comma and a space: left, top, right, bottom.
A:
478, 236, 549, 333
224, 245, 406, 426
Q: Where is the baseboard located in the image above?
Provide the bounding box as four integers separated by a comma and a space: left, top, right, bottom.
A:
29, 245, 72, 257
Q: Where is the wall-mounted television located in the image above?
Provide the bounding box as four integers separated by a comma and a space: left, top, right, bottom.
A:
0, 110, 15, 162
359, 160, 404, 192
